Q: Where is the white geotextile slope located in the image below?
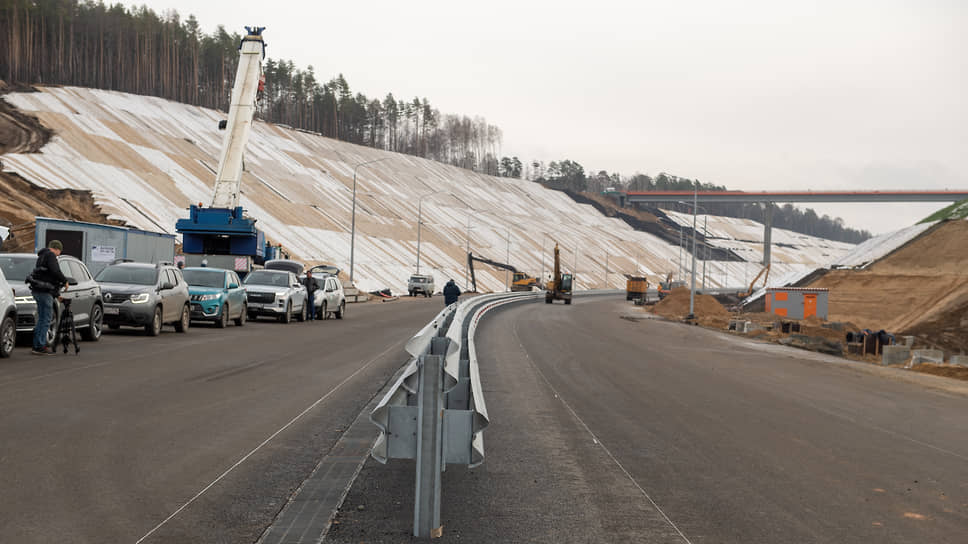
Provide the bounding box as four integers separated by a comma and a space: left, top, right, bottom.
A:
1, 86, 852, 294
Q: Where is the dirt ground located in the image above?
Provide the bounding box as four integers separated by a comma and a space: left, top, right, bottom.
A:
808, 220, 968, 355
910, 363, 968, 382
654, 286, 730, 327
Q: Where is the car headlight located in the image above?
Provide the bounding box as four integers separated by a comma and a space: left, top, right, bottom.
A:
15, 295, 35, 304
275, 292, 287, 298
130, 293, 151, 304
197, 294, 220, 301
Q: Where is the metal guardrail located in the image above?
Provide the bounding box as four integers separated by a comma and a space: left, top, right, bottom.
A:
370, 291, 540, 537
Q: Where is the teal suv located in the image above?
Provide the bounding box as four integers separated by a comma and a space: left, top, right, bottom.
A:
182, 267, 247, 328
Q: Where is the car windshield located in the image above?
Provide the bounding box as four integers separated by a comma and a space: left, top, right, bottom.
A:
95, 266, 158, 285
0, 255, 35, 282
410, 276, 429, 283
182, 269, 225, 288
244, 270, 289, 287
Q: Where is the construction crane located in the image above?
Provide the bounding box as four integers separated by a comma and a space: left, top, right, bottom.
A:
545, 243, 573, 304
175, 26, 268, 274
466, 253, 538, 292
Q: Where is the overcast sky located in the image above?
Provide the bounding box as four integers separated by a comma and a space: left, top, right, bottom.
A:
139, 0, 967, 235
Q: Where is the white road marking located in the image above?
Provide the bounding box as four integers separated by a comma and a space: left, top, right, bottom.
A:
134, 339, 405, 544
511, 325, 694, 544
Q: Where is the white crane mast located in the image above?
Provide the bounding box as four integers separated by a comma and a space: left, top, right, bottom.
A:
210, 27, 265, 209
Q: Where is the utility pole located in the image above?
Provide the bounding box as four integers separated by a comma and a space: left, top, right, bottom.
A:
349, 157, 390, 282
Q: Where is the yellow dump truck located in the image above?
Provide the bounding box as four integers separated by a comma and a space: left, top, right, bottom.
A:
626, 276, 648, 301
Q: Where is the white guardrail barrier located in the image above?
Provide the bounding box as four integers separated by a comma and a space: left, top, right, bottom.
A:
370, 291, 540, 537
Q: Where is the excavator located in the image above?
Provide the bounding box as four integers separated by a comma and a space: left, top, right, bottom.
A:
740, 263, 771, 298
657, 272, 685, 300
545, 243, 573, 304
467, 253, 539, 292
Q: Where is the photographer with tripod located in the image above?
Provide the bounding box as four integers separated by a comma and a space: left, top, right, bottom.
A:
27, 240, 68, 356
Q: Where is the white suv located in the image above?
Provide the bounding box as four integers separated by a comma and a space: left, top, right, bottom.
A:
302, 274, 346, 320
0, 268, 16, 358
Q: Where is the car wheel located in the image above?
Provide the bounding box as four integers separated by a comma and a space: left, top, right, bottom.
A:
235, 305, 247, 326
215, 305, 229, 328
146, 307, 162, 336
174, 305, 190, 332
335, 301, 345, 319
81, 304, 103, 341
280, 301, 292, 324
320, 301, 328, 320
297, 301, 307, 322
0, 316, 15, 358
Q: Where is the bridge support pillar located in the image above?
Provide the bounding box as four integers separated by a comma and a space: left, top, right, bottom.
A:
763, 202, 773, 267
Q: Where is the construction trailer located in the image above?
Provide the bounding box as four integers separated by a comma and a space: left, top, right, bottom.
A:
765, 287, 829, 320
33, 217, 175, 277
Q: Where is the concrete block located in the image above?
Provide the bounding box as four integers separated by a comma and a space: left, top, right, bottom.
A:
951, 355, 968, 367
911, 349, 944, 365
902, 335, 915, 347
881, 345, 911, 366
742, 321, 759, 333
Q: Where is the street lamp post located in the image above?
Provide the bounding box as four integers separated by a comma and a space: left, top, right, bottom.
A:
349, 157, 390, 283
505, 228, 511, 292
688, 185, 698, 319
604, 251, 609, 288
464, 213, 474, 291
415, 191, 441, 275
540, 232, 549, 287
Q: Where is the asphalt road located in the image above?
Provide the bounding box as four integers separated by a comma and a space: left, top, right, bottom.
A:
331, 295, 968, 543
0, 296, 445, 543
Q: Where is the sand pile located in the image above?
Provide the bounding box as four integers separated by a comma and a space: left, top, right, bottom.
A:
654, 287, 729, 326
809, 220, 968, 355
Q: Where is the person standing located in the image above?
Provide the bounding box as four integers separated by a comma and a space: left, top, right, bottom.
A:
29, 240, 68, 356
303, 271, 317, 321
443, 278, 461, 306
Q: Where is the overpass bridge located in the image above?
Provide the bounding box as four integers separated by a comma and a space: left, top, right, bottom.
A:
623, 189, 968, 265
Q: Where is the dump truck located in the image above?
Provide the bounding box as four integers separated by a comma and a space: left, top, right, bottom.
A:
626, 276, 648, 302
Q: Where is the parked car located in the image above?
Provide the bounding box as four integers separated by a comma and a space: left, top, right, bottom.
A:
243, 269, 308, 323
0, 253, 104, 343
300, 273, 346, 320
95, 262, 190, 336
408, 274, 435, 297
182, 267, 247, 327
0, 268, 16, 358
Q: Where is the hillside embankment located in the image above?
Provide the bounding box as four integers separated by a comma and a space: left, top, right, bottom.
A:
1, 82, 115, 251
808, 220, 968, 355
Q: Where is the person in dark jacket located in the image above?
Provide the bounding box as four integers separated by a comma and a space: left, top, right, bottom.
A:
443, 279, 461, 306
303, 271, 317, 320
30, 240, 68, 355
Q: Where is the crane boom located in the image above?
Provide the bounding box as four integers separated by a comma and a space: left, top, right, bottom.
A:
211, 27, 265, 209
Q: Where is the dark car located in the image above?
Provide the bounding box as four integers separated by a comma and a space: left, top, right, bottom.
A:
96, 262, 191, 336
0, 253, 105, 343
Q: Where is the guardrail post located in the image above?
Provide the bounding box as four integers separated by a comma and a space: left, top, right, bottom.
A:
414, 352, 444, 538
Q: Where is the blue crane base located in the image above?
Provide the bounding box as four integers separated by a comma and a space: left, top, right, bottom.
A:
175, 205, 265, 257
